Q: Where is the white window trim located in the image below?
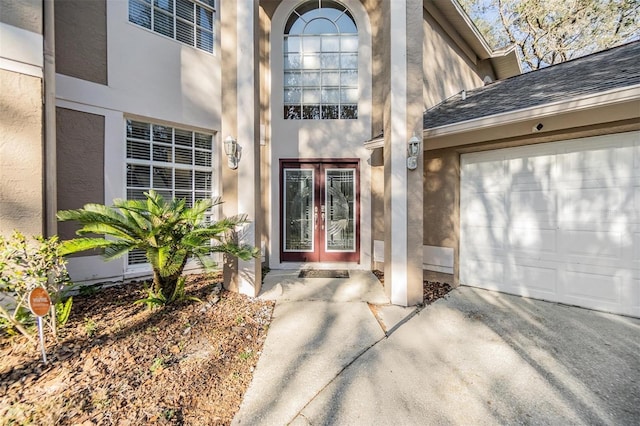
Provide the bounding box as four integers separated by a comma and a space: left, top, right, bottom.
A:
128, 0, 216, 54
124, 118, 220, 269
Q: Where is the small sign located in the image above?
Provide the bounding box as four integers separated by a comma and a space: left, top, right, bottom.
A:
28, 287, 51, 317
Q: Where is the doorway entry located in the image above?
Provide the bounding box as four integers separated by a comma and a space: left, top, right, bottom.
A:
280, 159, 359, 263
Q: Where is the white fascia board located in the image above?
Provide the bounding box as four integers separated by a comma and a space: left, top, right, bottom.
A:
0, 22, 43, 76
424, 84, 640, 139
364, 137, 384, 150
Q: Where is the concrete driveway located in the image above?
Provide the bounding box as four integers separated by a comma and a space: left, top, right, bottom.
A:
234, 271, 640, 425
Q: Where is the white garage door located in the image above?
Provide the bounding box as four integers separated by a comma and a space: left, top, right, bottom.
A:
460, 131, 640, 317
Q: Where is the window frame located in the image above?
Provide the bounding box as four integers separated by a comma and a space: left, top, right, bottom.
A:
128, 0, 216, 54
124, 118, 218, 268
283, 1, 358, 120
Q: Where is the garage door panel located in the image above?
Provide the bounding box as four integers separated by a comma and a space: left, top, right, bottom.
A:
508, 228, 557, 253
463, 225, 505, 251
561, 230, 624, 259
507, 155, 554, 191
509, 263, 557, 296
461, 259, 504, 289
560, 187, 624, 214
562, 270, 620, 304
461, 158, 507, 193
559, 143, 634, 183
507, 191, 557, 229
634, 232, 640, 268
460, 131, 640, 317
462, 193, 506, 226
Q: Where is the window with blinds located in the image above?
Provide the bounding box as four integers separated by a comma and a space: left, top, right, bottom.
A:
125, 119, 215, 265
128, 0, 215, 53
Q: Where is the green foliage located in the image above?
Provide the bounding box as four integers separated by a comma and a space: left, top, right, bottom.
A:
150, 356, 168, 374
84, 317, 97, 337
135, 276, 202, 309
56, 297, 73, 327
0, 231, 73, 342
58, 190, 259, 305
238, 350, 253, 361
457, 0, 640, 71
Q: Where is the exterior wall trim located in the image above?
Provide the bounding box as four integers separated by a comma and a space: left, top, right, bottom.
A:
0, 22, 43, 77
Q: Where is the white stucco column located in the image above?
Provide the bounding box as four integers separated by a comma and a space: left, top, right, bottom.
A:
384, 0, 424, 306
235, 0, 261, 296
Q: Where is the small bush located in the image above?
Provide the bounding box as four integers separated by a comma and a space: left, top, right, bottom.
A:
0, 231, 73, 343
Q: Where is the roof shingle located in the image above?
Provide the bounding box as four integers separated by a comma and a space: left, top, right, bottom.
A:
423, 41, 640, 129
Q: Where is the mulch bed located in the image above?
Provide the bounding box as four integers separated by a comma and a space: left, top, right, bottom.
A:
0, 273, 274, 425
372, 270, 453, 305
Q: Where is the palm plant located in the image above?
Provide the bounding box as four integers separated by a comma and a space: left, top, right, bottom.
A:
57, 191, 257, 302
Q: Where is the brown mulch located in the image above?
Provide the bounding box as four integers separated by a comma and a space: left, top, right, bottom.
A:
372, 270, 453, 305
0, 273, 274, 425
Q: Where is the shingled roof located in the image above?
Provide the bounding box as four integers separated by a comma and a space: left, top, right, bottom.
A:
423, 41, 640, 130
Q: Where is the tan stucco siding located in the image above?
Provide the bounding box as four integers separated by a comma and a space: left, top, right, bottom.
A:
55, 0, 108, 85
0, 0, 42, 33
363, 0, 385, 138
423, 149, 459, 283
423, 8, 485, 109
56, 107, 105, 247
259, 6, 272, 265
0, 69, 44, 237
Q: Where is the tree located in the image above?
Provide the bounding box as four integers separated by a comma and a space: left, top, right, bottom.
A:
57, 191, 258, 304
457, 0, 640, 71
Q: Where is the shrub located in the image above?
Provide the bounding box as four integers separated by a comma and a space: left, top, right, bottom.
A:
0, 231, 73, 343
57, 190, 258, 306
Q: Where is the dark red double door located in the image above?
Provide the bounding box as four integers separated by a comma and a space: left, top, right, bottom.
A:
280, 159, 359, 263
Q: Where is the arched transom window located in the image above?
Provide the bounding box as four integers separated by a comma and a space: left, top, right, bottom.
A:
284, 1, 358, 120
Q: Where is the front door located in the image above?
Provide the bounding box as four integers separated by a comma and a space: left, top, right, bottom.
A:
281, 159, 359, 262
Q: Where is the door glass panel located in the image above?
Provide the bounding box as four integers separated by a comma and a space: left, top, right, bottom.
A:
283, 169, 314, 252
325, 169, 355, 252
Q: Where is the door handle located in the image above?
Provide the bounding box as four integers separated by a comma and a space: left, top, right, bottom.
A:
314, 206, 318, 229
321, 211, 325, 231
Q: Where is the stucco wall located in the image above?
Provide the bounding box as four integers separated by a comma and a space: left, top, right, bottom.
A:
0, 0, 41, 33
267, 0, 374, 268
56, 1, 221, 131
56, 107, 105, 245
424, 148, 459, 282
55, 0, 107, 85
56, 0, 223, 284
0, 69, 43, 237
422, 8, 484, 109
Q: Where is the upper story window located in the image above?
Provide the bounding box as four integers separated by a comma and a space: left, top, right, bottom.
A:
129, 0, 215, 54
284, 1, 358, 120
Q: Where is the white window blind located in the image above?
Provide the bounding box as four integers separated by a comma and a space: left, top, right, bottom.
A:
125, 119, 216, 265
129, 0, 215, 53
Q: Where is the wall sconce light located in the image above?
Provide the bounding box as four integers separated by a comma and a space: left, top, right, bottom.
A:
407, 133, 421, 170
224, 135, 240, 169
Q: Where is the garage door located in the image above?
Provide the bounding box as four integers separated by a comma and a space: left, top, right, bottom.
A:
460, 131, 640, 317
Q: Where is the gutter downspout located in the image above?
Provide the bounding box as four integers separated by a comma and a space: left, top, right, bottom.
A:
43, 0, 57, 237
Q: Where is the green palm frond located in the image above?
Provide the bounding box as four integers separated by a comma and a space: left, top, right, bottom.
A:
58, 190, 258, 306
211, 242, 259, 261
59, 238, 119, 256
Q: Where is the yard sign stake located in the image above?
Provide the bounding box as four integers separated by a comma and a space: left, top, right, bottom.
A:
28, 287, 51, 364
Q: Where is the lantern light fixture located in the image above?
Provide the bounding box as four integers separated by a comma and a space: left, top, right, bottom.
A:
407, 133, 421, 170
224, 135, 240, 169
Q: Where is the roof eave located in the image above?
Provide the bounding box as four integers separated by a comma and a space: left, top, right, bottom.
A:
427, 0, 521, 77
423, 84, 640, 139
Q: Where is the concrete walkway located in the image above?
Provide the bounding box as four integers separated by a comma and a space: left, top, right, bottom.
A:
233, 270, 640, 425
